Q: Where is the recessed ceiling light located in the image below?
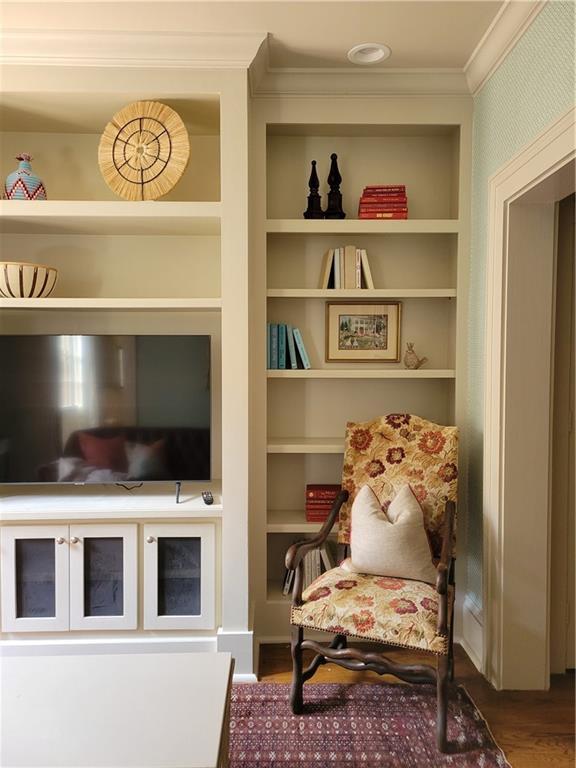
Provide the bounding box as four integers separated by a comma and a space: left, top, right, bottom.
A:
347, 43, 391, 65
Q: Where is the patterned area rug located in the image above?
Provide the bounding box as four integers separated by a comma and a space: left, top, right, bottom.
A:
230, 683, 510, 768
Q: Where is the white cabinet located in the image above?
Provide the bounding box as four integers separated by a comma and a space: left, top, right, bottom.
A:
1, 524, 137, 632
143, 523, 215, 630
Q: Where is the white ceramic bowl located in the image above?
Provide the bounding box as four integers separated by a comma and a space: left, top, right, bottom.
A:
0, 262, 58, 298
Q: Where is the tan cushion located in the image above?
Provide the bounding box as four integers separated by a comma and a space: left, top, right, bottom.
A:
291, 566, 449, 654
346, 483, 437, 584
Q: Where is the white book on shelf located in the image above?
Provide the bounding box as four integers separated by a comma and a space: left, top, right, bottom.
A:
319, 544, 335, 572
333, 247, 341, 288
355, 249, 362, 289
344, 244, 357, 289
319, 248, 335, 289
314, 548, 321, 581
360, 248, 375, 289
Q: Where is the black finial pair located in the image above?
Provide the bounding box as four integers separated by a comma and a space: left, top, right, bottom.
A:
303, 154, 346, 219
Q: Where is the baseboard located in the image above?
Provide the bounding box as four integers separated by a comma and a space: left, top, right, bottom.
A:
217, 627, 255, 677
0, 636, 218, 656
459, 594, 484, 672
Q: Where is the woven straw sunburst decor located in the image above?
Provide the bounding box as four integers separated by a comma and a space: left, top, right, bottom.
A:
98, 101, 190, 201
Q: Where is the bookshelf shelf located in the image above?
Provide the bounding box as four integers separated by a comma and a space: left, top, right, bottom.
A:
267, 580, 290, 603
266, 219, 460, 235
267, 288, 456, 299
267, 369, 455, 379
267, 509, 326, 533
0, 298, 222, 311
0, 200, 221, 236
267, 438, 344, 453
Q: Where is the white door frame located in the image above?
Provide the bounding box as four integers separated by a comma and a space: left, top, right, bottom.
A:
483, 106, 576, 690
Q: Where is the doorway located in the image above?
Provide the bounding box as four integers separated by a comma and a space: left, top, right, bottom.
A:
550, 193, 575, 675
483, 108, 575, 690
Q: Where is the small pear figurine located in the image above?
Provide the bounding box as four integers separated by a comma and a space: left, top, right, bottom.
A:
404, 342, 428, 370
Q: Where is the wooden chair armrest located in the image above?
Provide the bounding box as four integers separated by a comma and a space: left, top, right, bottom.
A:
285, 490, 348, 605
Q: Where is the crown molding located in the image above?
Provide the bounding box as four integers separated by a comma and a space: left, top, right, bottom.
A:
251, 68, 470, 98
464, 0, 547, 95
0, 30, 268, 69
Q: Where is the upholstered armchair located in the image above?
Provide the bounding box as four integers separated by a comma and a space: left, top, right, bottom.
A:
285, 414, 458, 752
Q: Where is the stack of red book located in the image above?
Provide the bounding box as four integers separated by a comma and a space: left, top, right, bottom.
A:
305, 484, 341, 522
358, 185, 408, 219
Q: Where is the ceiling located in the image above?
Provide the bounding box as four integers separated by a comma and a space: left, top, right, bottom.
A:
1, 0, 509, 70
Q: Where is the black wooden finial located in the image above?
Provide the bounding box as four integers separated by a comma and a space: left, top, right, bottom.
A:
303, 160, 324, 219
324, 153, 346, 219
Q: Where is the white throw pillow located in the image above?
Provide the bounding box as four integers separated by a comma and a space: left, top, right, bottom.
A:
346, 483, 437, 583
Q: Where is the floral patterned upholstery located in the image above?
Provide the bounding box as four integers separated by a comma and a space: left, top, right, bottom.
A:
339, 415, 458, 556
291, 567, 450, 655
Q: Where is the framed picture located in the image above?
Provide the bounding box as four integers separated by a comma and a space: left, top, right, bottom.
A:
325, 301, 401, 362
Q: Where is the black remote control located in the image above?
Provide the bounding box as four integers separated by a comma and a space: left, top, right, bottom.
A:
201, 490, 214, 505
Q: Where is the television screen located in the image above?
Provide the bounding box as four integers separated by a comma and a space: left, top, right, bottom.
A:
0, 335, 211, 484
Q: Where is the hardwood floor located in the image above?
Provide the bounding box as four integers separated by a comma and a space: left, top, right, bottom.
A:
258, 643, 575, 768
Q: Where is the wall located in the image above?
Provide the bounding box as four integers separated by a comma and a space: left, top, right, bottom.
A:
467, 0, 576, 607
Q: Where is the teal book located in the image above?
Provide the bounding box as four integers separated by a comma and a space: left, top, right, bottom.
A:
270, 323, 279, 368
266, 323, 271, 369
292, 327, 311, 369
286, 323, 298, 369
278, 323, 287, 369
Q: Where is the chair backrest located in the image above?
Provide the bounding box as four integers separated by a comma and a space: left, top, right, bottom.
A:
339, 414, 458, 557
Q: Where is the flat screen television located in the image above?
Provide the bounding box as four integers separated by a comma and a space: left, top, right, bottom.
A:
0, 335, 211, 484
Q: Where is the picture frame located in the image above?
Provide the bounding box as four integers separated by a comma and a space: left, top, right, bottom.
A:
325, 301, 401, 362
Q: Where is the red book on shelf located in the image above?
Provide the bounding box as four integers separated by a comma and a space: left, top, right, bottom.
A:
358, 211, 408, 219
306, 484, 341, 499
362, 187, 406, 197
306, 512, 332, 522
359, 204, 409, 212
306, 504, 335, 512
364, 185, 406, 192
359, 197, 408, 205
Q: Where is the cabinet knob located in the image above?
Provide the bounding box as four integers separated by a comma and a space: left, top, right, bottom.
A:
69, 536, 80, 544
146, 536, 155, 544
56, 537, 65, 545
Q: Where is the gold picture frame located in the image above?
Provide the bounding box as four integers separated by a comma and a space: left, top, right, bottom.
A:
325, 301, 401, 362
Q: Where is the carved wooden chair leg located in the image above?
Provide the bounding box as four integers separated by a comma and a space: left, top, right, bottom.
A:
290, 626, 304, 714
436, 653, 450, 752
448, 618, 455, 682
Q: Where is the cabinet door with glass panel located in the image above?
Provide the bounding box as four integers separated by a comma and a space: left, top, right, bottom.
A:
0, 524, 137, 632
68, 524, 137, 630
0, 526, 69, 632
143, 523, 215, 630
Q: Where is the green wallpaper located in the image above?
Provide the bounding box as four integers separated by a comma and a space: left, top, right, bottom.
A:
467, 0, 575, 606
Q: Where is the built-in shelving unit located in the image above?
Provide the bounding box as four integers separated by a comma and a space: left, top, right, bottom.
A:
1, 68, 254, 674
252, 101, 471, 640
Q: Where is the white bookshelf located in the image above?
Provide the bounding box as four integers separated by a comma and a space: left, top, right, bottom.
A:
252, 98, 471, 640
0, 69, 254, 672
